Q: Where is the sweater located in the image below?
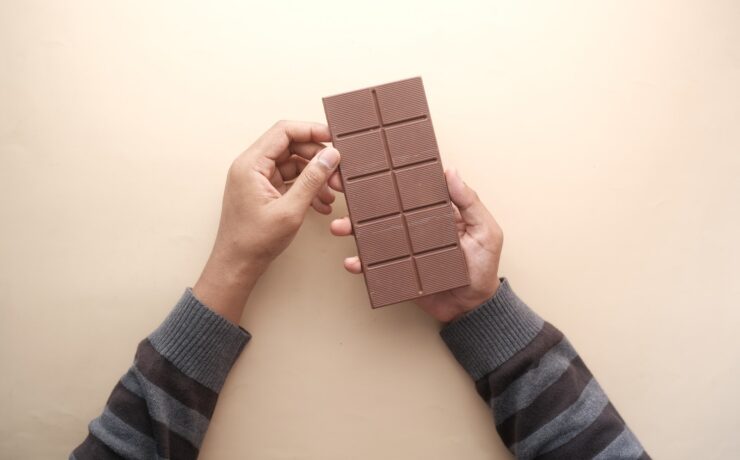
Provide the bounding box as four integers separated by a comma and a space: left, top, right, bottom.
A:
70, 279, 648, 459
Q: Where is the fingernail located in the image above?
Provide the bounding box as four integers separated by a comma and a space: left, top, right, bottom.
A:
318, 147, 340, 169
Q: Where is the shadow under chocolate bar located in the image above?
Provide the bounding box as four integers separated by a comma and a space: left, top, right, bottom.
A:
323, 77, 470, 308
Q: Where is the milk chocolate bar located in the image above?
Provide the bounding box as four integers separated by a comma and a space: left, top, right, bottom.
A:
323, 77, 470, 308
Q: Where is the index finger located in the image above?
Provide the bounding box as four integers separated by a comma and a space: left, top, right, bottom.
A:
251, 120, 331, 161
328, 171, 344, 192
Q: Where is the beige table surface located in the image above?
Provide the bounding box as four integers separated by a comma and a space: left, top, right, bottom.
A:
1, 1, 739, 458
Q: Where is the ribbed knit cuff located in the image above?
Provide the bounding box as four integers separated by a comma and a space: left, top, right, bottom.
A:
440, 279, 544, 381
148, 288, 251, 392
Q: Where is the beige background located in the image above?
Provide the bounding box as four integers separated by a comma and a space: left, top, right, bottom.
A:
1, 0, 739, 458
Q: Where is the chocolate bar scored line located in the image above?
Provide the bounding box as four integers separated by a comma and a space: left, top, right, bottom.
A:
365, 242, 458, 268
369, 88, 424, 295
354, 198, 447, 225
345, 156, 437, 184
335, 114, 428, 140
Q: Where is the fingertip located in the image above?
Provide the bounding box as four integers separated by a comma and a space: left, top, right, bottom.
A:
446, 167, 475, 209
343, 256, 362, 274
322, 191, 336, 205
329, 218, 343, 235
329, 216, 352, 236
445, 167, 461, 187
311, 197, 332, 215
445, 168, 461, 197
317, 182, 336, 205
328, 171, 344, 192
315, 123, 332, 142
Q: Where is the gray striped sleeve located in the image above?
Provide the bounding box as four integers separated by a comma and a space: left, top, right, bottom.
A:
441, 279, 649, 459
127, 367, 211, 447
594, 427, 645, 459
89, 407, 157, 459
72, 288, 251, 460
440, 279, 544, 380
493, 338, 578, 422
148, 288, 250, 392
512, 378, 609, 458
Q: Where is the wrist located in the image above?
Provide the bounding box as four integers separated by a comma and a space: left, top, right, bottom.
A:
448, 277, 502, 322
193, 248, 262, 325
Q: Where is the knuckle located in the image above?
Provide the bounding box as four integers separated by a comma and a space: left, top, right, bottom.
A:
488, 223, 504, 246
276, 208, 301, 228
300, 167, 324, 189
479, 221, 503, 245
227, 159, 246, 180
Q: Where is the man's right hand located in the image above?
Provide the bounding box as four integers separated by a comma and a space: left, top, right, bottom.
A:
328, 168, 504, 322
194, 120, 340, 324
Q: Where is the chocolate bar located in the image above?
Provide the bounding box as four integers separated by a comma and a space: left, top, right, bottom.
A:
323, 77, 470, 308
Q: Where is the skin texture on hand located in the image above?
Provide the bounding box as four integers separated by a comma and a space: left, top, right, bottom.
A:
194, 121, 341, 324
329, 168, 504, 323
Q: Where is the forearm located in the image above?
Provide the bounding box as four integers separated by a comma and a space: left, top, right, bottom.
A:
71, 289, 250, 460
441, 279, 648, 459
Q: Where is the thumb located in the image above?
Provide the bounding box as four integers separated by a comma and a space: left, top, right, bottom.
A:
283, 147, 341, 212
445, 168, 488, 226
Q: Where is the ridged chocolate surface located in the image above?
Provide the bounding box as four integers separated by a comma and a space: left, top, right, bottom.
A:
323, 77, 470, 308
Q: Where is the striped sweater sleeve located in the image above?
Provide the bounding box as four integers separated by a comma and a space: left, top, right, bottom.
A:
70, 288, 250, 460
441, 279, 649, 460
